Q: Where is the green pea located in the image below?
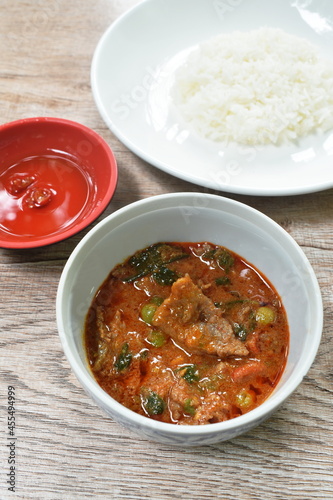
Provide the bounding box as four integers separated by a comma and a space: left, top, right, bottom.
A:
140, 303, 158, 324
236, 389, 254, 409
147, 330, 166, 347
256, 306, 276, 325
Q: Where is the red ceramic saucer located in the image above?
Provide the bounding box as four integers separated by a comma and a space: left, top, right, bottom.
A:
0, 117, 118, 248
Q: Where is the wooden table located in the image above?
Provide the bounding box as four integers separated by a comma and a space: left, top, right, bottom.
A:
1, 1, 332, 498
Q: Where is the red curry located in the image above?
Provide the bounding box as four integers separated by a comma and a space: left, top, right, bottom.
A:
85, 242, 289, 425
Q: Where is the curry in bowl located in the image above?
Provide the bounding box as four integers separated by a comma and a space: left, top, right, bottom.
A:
85, 241, 289, 425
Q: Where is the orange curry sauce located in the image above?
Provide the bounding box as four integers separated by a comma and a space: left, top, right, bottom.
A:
85, 242, 289, 425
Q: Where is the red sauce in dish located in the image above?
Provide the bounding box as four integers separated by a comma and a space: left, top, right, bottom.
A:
0, 153, 93, 238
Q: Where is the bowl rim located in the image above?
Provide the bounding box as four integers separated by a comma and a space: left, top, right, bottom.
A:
56, 192, 323, 437
0, 116, 118, 249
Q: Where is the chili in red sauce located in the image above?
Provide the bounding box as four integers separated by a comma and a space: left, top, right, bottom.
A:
85, 242, 289, 425
0, 153, 91, 238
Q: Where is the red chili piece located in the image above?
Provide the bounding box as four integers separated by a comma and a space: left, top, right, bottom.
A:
26, 187, 53, 208
8, 175, 35, 195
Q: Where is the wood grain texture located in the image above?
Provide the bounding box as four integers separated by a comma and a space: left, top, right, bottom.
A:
0, 1, 332, 499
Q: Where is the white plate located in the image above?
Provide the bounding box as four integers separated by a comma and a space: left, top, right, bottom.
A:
91, 0, 333, 196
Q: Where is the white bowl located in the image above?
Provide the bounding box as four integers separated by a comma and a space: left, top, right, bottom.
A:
56, 193, 323, 446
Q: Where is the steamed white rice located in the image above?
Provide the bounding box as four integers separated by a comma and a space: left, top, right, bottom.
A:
173, 27, 333, 145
